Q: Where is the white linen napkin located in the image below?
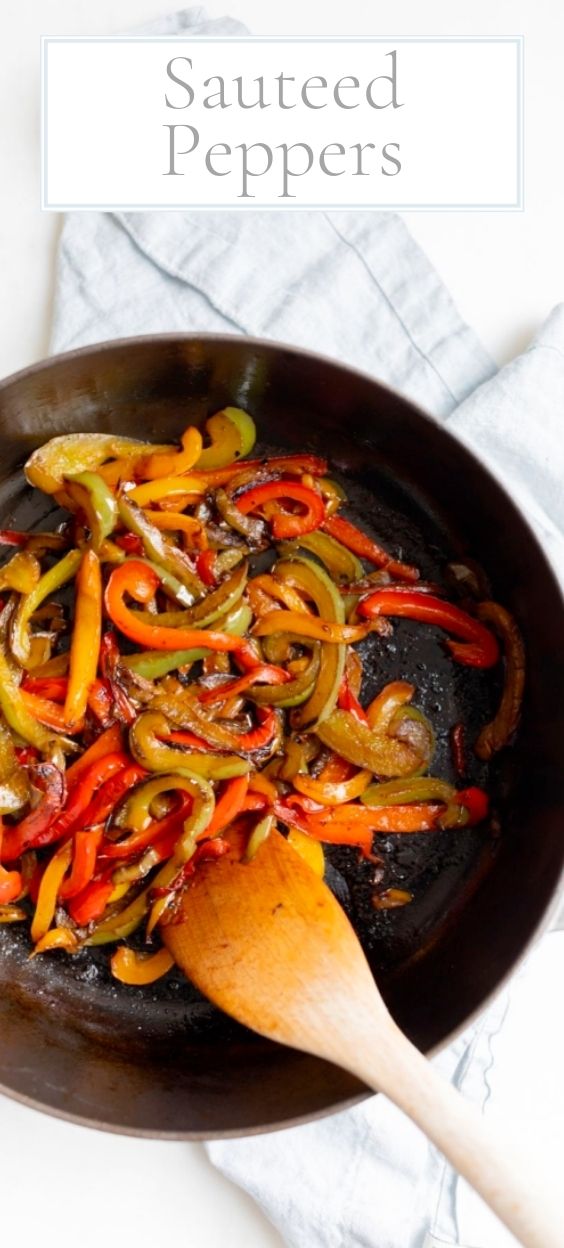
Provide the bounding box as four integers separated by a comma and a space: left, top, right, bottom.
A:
49, 10, 564, 1247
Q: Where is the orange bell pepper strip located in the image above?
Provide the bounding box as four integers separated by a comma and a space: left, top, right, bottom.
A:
111, 946, 175, 985
205, 775, 249, 838
65, 723, 123, 787
31, 928, 79, 956
20, 689, 75, 733
359, 588, 500, 669
104, 561, 246, 653
137, 426, 203, 480
293, 768, 372, 806
236, 481, 325, 539
250, 574, 311, 614
141, 510, 208, 550
31, 839, 73, 943
366, 681, 414, 731
64, 550, 102, 730
322, 514, 419, 582
59, 827, 104, 900
252, 610, 369, 644
248, 770, 278, 804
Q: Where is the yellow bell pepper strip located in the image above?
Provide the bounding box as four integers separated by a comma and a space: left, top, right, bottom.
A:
286, 827, 325, 877
279, 531, 363, 583
24, 432, 173, 496
64, 471, 118, 551
138, 425, 203, 480
0, 551, 41, 593
294, 767, 372, 806
359, 588, 500, 669
129, 476, 207, 507
64, 549, 102, 732
117, 494, 204, 600
0, 719, 30, 816
366, 681, 414, 731
30, 839, 73, 944
317, 477, 347, 516
267, 556, 345, 732
141, 509, 208, 550
250, 573, 311, 614
104, 561, 246, 653
474, 601, 525, 759
236, 481, 325, 540
195, 407, 256, 470
323, 514, 420, 583
130, 711, 250, 781
30, 927, 80, 956
316, 709, 423, 778
361, 776, 456, 807
253, 610, 369, 644
10, 548, 82, 666
110, 945, 175, 984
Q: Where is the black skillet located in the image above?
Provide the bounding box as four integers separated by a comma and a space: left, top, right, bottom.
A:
0, 334, 562, 1138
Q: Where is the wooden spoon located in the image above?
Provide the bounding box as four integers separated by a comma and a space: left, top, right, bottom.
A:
164, 830, 561, 1248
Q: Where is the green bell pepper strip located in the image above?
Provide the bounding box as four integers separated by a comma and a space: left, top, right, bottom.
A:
361, 776, 456, 807
278, 531, 363, 583
130, 712, 249, 781
10, 548, 82, 666
316, 708, 423, 778
130, 559, 249, 632
274, 555, 346, 731
0, 648, 55, 751
247, 644, 321, 708
65, 471, 118, 551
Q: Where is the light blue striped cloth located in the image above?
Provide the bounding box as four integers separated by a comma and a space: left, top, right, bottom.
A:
50, 11, 564, 1247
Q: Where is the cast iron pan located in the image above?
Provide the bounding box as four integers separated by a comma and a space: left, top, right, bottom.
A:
0, 335, 563, 1138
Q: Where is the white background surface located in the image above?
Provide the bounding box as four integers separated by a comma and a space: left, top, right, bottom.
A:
1, 3, 563, 1247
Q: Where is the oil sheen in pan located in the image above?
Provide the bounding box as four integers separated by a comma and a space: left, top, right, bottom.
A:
0, 447, 501, 1048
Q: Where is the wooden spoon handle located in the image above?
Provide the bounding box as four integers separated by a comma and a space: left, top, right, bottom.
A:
346, 1017, 561, 1248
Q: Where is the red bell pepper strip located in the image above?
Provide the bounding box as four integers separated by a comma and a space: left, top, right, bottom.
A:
449, 786, 489, 826
337, 674, 369, 724
189, 454, 328, 488
15, 746, 39, 766
1, 764, 66, 862
99, 794, 193, 861
359, 588, 500, 669
0, 530, 30, 546
114, 532, 143, 555
105, 561, 246, 653
68, 876, 114, 926
236, 481, 325, 539
22, 676, 68, 702
152, 837, 230, 901
323, 514, 419, 582
196, 549, 217, 587
0, 824, 22, 903
79, 763, 147, 830
198, 665, 289, 706
2, 752, 128, 861
168, 707, 278, 756
59, 827, 104, 900
87, 678, 114, 726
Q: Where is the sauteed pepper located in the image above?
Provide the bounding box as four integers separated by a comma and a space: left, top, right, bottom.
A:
0, 411, 516, 981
